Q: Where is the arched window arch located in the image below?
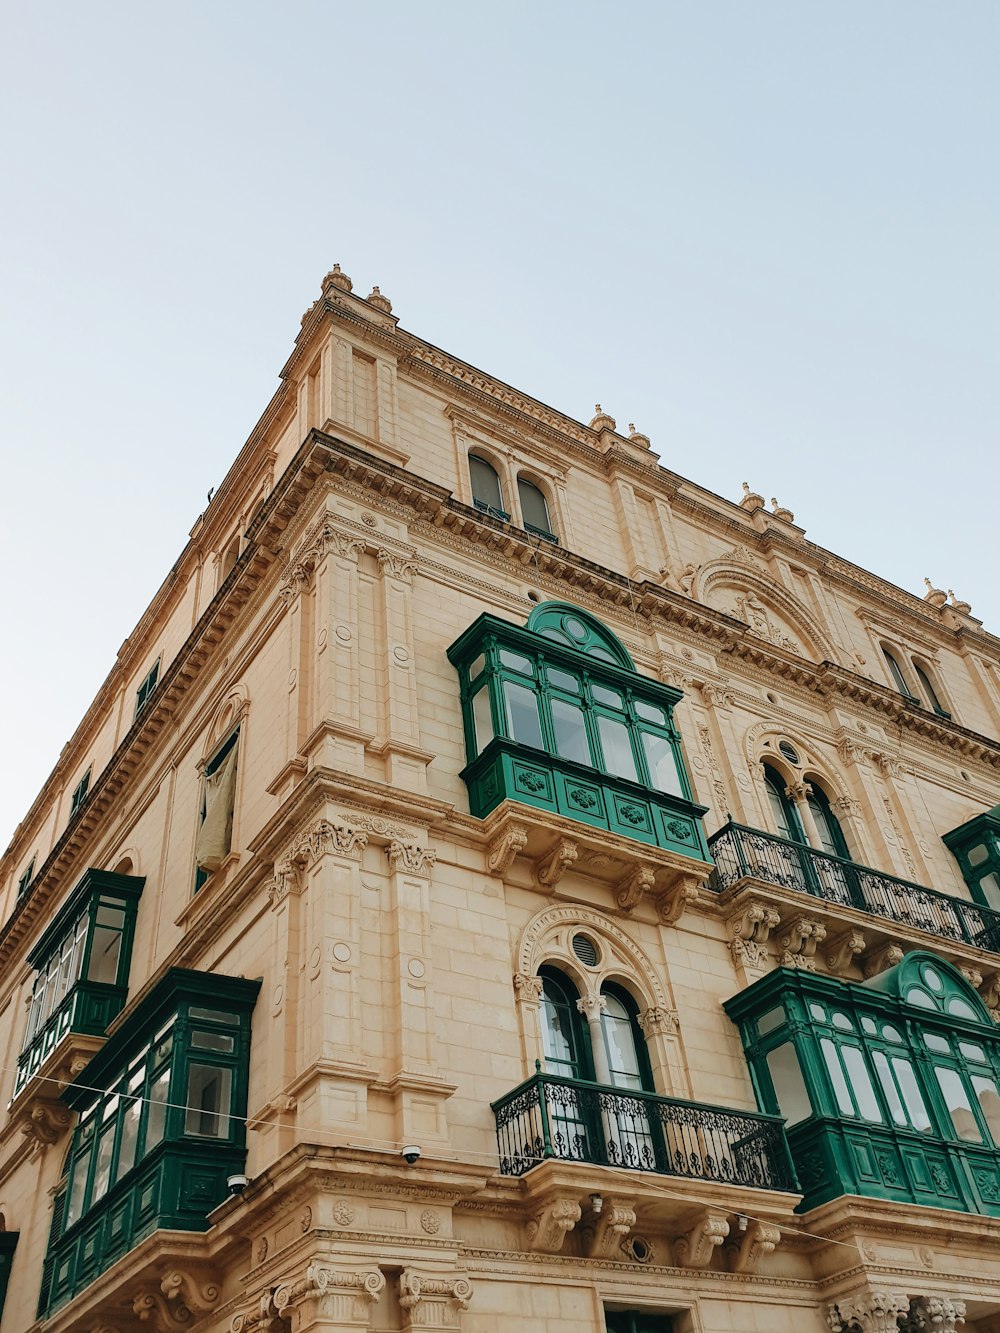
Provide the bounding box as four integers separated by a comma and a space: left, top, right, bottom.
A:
912, 661, 951, 719
882, 646, 914, 700
805, 780, 850, 860
517, 476, 556, 541
762, 764, 805, 844
525, 602, 635, 668
468, 453, 508, 520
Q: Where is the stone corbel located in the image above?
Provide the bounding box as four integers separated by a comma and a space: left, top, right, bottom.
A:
525, 1197, 581, 1253
778, 915, 827, 971
398, 1270, 473, 1328
980, 971, 1000, 1022
657, 872, 702, 925
580, 1198, 637, 1258
386, 840, 437, 876
727, 899, 780, 970
903, 1296, 967, 1333
726, 1217, 781, 1274
958, 965, 983, 991
862, 942, 904, 980
615, 864, 656, 913
231, 1291, 284, 1333
487, 823, 529, 876
133, 1270, 220, 1331
674, 1209, 729, 1268
20, 1097, 72, 1150
827, 1290, 909, 1333
535, 837, 578, 890
826, 929, 866, 975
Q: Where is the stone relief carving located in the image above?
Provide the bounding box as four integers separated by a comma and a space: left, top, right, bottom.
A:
674, 1210, 729, 1267
386, 840, 437, 875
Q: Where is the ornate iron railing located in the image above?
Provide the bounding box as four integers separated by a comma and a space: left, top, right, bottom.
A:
491, 1067, 797, 1190
707, 821, 1000, 953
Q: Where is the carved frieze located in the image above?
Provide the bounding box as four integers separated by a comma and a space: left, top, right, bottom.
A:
386, 840, 437, 876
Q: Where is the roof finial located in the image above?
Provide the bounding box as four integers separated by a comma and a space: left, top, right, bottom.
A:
770, 497, 795, 523
739, 481, 765, 512
324, 262, 353, 293
948, 589, 972, 615
589, 404, 617, 432
367, 285, 392, 312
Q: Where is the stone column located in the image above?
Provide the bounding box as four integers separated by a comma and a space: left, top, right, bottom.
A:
786, 781, 823, 850
576, 992, 611, 1084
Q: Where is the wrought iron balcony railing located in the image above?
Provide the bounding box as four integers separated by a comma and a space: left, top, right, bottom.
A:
492, 1066, 798, 1191
707, 821, 1000, 954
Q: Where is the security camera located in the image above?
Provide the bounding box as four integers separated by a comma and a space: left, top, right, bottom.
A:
401, 1145, 422, 1165
227, 1173, 249, 1195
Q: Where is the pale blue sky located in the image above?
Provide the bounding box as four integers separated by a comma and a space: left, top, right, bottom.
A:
1, 2, 997, 849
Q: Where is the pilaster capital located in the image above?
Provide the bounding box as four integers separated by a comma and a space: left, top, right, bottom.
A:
576, 991, 608, 1023
904, 1296, 967, 1333
386, 840, 437, 876
637, 1006, 679, 1037
828, 1290, 909, 1333
273, 1265, 385, 1322
398, 1269, 473, 1327
376, 547, 419, 582
513, 972, 544, 1004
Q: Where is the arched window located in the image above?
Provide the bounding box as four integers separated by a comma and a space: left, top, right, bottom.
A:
882, 647, 913, 699
468, 454, 508, 519
517, 477, 556, 541
806, 783, 850, 860
913, 662, 951, 718
539, 967, 593, 1082
763, 765, 805, 844
600, 983, 655, 1093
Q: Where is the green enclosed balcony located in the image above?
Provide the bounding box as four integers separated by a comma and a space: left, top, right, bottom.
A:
14, 869, 144, 1101
447, 603, 710, 865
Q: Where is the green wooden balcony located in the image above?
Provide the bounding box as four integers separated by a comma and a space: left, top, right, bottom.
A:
15, 980, 126, 1096
707, 821, 1000, 956
492, 1067, 798, 1192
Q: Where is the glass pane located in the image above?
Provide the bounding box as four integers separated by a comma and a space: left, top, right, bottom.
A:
592, 684, 623, 709
191, 1031, 235, 1053
861, 1016, 877, 1035
550, 698, 592, 766
924, 1033, 951, 1053
757, 1006, 785, 1035
891, 1057, 932, 1131
185, 1064, 233, 1138
66, 1142, 93, 1228
873, 1051, 908, 1127
832, 1012, 854, 1031
821, 1038, 855, 1116
503, 680, 543, 749
546, 667, 579, 694
935, 1067, 982, 1142
588, 648, 617, 663
472, 687, 494, 753
883, 648, 910, 696
640, 731, 682, 797
468, 653, 485, 681
597, 715, 638, 782
948, 997, 980, 1021
922, 965, 943, 992
973, 1076, 1000, 1143
565, 617, 588, 642
906, 988, 935, 1010
968, 844, 989, 867
469, 455, 503, 511
517, 478, 550, 531
116, 1096, 142, 1182
499, 648, 533, 675
91, 1124, 116, 1203
87, 924, 123, 985
808, 796, 844, 858
634, 700, 665, 726
882, 1025, 903, 1044
960, 1042, 988, 1063
600, 995, 643, 1091
809, 1003, 826, 1021
765, 1043, 812, 1124
842, 1045, 883, 1122
145, 1069, 170, 1152
980, 873, 1000, 910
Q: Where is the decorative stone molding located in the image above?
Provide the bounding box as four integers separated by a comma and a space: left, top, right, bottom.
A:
133, 1270, 221, 1330
487, 823, 529, 875
674, 1209, 729, 1268
904, 1296, 967, 1332
637, 1006, 679, 1037
726, 1218, 781, 1274
398, 1269, 473, 1328
581, 1198, 636, 1258
728, 899, 780, 970
20, 1097, 72, 1149
827, 1290, 909, 1333
658, 872, 702, 925
980, 971, 1000, 1021
826, 929, 866, 975
513, 972, 544, 1004
525, 1197, 581, 1252
376, 547, 419, 583
273, 1266, 385, 1324
615, 863, 656, 913
701, 682, 737, 709
279, 519, 366, 600
778, 915, 827, 971
784, 781, 814, 803
862, 942, 905, 979
231, 1292, 284, 1333
959, 965, 983, 991
536, 837, 578, 889
386, 840, 437, 876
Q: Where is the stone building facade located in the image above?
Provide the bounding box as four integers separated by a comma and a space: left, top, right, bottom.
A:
0, 264, 998, 1333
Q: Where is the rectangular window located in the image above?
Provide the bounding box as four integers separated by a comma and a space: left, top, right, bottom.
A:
596, 715, 638, 783
184, 1063, 233, 1138
69, 769, 92, 819
934, 1066, 982, 1142
765, 1042, 812, 1124
551, 697, 592, 766
16, 858, 35, 896
194, 729, 240, 887
821, 1038, 855, 1116
640, 731, 683, 797
471, 686, 494, 754
134, 660, 160, 718
503, 680, 543, 749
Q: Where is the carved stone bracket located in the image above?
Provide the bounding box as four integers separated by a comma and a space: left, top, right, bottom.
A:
862, 942, 904, 980
958, 965, 983, 991
726, 1218, 781, 1274
826, 929, 866, 975
637, 1006, 679, 1037
674, 1209, 729, 1268
133, 1270, 221, 1331
398, 1269, 473, 1329
273, 1266, 385, 1325
615, 864, 656, 913
487, 823, 529, 876
386, 840, 437, 876
580, 1198, 636, 1258
20, 1097, 72, 1150
980, 971, 1000, 1022
525, 1197, 581, 1253
657, 872, 701, 925
535, 838, 578, 889
778, 915, 827, 971
513, 972, 544, 1004
903, 1296, 967, 1333
728, 898, 780, 970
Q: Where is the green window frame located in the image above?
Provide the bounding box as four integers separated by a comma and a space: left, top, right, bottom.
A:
517, 476, 557, 542
16, 869, 144, 1097
134, 659, 161, 719
41, 968, 260, 1315
0, 1232, 18, 1325
69, 768, 92, 820
943, 804, 1000, 916
16, 856, 35, 897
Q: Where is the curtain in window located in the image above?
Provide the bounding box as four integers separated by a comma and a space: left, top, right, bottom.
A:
195, 747, 238, 872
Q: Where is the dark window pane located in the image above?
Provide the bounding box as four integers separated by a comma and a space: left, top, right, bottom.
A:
185, 1064, 233, 1138
469, 455, 504, 511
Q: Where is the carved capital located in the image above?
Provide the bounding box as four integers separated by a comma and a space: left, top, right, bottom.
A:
778, 915, 827, 970
376, 548, 419, 582
826, 929, 866, 975
536, 837, 578, 889
576, 991, 608, 1023
513, 972, 544, 1004
282, 818, 368, 874
726, 1218, 781, 1273
674, 1210, 729, 1268
581, 1198, 636, 1258
231, 1291, 283, 1333
904, 1296, 967, 1333
959, 965, 983, 991
274, 1266, 385, 1322
525, 1197, 581, 1252
398, 1269, 473, 1327
637, 1006, 679, 1037
487, 823, 529, 875
615, 864, 655, 913
267, 853, 305, 907
784, 781, 814, 803
386, 840, 437, 876
828, 1290, 909, 1333
862, 942, 904, 980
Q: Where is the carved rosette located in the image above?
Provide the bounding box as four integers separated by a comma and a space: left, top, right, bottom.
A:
386, 840, 437, 876
398, 1270, 473, 1328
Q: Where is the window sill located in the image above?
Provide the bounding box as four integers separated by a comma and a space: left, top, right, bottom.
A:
175, 852, 242, 931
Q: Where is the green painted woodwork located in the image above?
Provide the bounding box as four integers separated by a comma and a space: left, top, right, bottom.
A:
40, 968, 260, 1316
447, 604, 709, 861
0, 1232, 19, 1323
943, 804, 1000, 918
725, 953, 1000, 1216
605, 1312, 674, 1333
16, 869, 144, 1096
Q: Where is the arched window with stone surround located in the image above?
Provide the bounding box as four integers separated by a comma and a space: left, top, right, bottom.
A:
912, 660, 952, 719
468, 453, 508, 520
806, 780, 851, 860
517, 475, 556, 541
763, 764, 805, 844
882, 646, 915, 700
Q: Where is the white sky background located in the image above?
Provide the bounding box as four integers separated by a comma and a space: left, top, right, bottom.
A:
0, 2, 997, 850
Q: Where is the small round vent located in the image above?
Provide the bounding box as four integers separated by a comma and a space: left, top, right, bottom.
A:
778, 740, 799, 765
572, 933, 599, 967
